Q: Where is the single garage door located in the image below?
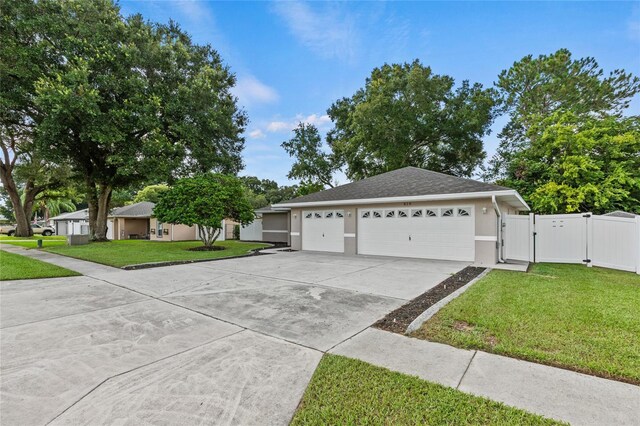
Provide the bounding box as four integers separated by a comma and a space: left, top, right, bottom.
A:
302, 210, 344, 253
357, 206, 475, 261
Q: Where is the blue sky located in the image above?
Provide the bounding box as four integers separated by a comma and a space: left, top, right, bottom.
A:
120, 1, 640, 185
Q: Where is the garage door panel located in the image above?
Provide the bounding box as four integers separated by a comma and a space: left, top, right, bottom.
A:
358, 206, 474, 261
302, 210, 344, 253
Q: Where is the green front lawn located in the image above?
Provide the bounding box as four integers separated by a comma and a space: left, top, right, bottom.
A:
292, 355, 561, 425
0, 250, 81, 280
44, 239, 269, 268
0, 235, 67, 248
412, 264, 640, 384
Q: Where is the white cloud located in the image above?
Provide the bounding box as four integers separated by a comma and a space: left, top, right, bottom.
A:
248, 129, 266, 139
172, 1, 214, 23
232, 75, 279, 106
264, 113, 332, 133
272, 1, 358, 61
266, 121, 292, 132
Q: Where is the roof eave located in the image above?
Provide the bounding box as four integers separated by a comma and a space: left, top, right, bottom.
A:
273, 190, 530, 210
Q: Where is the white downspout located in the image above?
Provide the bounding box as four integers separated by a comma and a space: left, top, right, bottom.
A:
492, 195, 505, 263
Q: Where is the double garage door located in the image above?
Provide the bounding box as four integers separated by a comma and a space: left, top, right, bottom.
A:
358, 206, 475, 261
302, 205, 475, 261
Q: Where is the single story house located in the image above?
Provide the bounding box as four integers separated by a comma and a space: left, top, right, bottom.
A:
108, 201, 228, 242
49, 209, 90, 235
272, 167, 529, 266
240, 206, 290, 244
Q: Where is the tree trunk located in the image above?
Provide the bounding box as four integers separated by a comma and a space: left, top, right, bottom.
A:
0, 165, 33, 237
93, 184, 112, 241
198, 225, 221, 247
85, 177, 98, 240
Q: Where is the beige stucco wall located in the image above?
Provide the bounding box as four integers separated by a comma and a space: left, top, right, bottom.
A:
149, 218, 196, 241
262, 212, 290, 243
290, 197, 507, 264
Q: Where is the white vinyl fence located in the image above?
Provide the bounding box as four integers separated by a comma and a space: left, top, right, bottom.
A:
240, 217, 263, 241
503, 213, 640, 274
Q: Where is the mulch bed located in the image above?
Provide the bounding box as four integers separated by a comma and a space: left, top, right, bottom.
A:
188, 246, 225, 252
373, 266, 486, 334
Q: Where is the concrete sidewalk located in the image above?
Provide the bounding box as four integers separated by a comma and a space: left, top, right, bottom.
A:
0, 243, 120, 276
331, 328, 640, 426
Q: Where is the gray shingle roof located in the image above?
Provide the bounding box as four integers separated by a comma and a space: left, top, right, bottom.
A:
603, 210, 638, 218
277, 167, 510, 205
110, 202, 155, 218
50, 208, 89, 221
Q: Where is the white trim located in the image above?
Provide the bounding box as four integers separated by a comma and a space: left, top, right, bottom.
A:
344, 233, 356, 238
475, 235, 497, 241
274, 189, 529, 210
262, 229, 289, 233
290, 231, 300, 236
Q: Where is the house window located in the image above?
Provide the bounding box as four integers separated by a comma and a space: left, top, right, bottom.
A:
442, 208, 454, 217
157, 222, 163, 238
398, 209, 408, 218
457, 208, 471, 217
373, 210, 382, 218
425, 209, 437, 217
314, 212, 322, 219
361, 211, 370, 218
325, 211, 334, 218
411, 209, 423, 217
335, 211, 344, 218
305, 212, 313, 219
385, 210, 395, 218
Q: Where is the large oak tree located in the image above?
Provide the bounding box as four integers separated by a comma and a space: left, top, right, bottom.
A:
7, 0, 246, 240
327, 60, 498, 180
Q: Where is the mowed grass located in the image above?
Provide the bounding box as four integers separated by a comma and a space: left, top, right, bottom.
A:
0, 235, 67, 248
44, 239, 269, 268
291, 355, 562, 425
412, 264, 640, 384
0, 250, 80, 280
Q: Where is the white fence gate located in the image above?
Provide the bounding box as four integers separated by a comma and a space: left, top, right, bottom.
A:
503, 213, 639, 274
503, 215, 532, 262
535, 214, 588, 264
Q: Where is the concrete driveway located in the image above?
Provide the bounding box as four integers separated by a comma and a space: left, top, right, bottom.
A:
0, 250, 467, 425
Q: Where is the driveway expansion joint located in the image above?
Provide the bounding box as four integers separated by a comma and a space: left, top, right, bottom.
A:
456, 350, 478, 389
45, 328, 247, 425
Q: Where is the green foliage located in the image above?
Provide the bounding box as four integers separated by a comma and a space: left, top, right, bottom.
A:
133, 184, 169, 204
413, 264, 640, 384
501, 113, 640, 214
239, 176, 303, 207
45, 240, 267, 268
327, 60, 498, 179
292, 355, 560, 425
154, 174, 254, 246
487, 49, 640, 180
7, 0, 246, 239
1, 250, 80, 281
281, 123, 337, 187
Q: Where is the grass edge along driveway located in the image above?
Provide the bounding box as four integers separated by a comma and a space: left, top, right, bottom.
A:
44, 239, 269, 268
291, 354, 562, 425
412, 263, 640, 385
0, 235, 67, 248
1, 250, 81, 280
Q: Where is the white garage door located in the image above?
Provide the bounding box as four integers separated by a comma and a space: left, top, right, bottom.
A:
302, 210, 344, 253
357, 206, 475, 261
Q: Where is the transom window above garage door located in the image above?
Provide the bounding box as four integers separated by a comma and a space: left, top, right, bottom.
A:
304, 210, 344, 219
360, 207, 471, 219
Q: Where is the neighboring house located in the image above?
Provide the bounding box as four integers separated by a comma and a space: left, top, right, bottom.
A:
108, 202, 155, 240
240, 206, 290, 244
109, 201, 225, 242
272, 167, 530, 265
604, 210, 638, 218
49, 209, 90, 236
